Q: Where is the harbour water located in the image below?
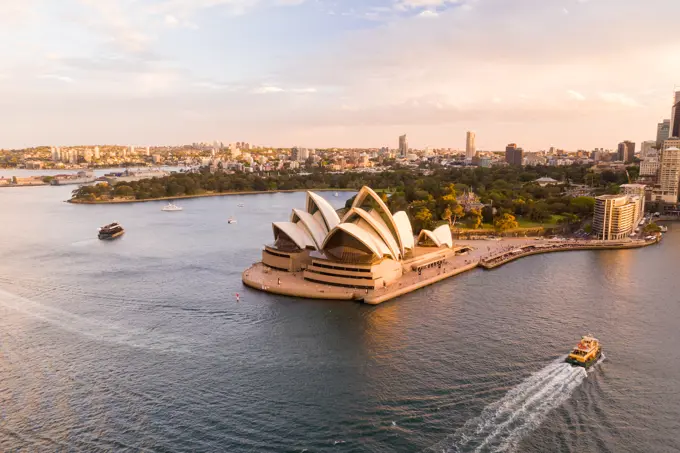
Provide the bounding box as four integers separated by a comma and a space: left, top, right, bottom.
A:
1, 185, 679, 452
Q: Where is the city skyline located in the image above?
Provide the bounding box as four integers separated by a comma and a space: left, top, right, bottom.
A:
1, 0, 680, 149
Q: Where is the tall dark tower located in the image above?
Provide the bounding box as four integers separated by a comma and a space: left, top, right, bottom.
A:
671, 90, 680, 138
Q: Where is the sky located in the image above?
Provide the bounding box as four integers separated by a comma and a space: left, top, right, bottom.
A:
1, 0, 680, 150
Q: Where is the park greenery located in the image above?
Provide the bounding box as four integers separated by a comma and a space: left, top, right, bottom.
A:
71, 165, 605, 233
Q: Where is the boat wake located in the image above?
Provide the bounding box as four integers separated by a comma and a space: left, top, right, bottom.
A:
0, 287, 198, 355
427, 360, 587, 453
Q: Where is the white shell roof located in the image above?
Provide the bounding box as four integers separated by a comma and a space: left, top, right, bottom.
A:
307, 192, 340, 231
343, 207, 401, 260
272, 222, 315, 250
393, 211, 415, 250
352, 186, 405, 255
417, 229, 442, 247
432, 224, 453, 248
291, 208, 326, 250
321, 222, 385, 259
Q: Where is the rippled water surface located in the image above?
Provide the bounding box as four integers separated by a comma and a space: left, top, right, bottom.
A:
1, 184, 679, 452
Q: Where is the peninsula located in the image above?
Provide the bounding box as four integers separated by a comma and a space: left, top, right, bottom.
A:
242, 187, 660, 305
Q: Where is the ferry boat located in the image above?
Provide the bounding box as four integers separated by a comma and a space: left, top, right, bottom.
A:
98, 222, 124, 240
161, 202, 183, 212
565, 335, 602, 368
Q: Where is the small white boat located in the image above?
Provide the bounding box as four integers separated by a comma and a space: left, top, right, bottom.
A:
228, 218, 237, 224
162, 203, 183, 212
660, 225, 668, 232
334, 192, 339, 197
238, 203, 245, 207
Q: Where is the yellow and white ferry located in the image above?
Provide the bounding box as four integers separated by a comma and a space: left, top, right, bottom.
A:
565, 335, 602, 368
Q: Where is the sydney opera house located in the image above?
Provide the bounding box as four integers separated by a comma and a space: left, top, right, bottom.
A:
259, 186, 456, 290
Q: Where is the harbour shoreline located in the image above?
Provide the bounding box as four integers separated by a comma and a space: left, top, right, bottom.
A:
67, 188, 357, 204
242, 237, 660, 305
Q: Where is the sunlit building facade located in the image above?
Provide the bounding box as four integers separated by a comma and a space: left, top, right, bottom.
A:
593, 194, 643, 240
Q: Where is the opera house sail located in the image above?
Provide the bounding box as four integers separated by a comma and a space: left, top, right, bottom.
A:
260, 187, 454, 290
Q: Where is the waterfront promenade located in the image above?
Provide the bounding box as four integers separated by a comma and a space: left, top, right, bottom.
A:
242, 236, 659, 305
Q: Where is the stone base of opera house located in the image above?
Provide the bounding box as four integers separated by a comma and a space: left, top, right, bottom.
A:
241, 244, 478, 305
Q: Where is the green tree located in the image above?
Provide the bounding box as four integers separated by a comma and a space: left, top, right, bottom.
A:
414, 207, 433, 232
643, 223, 661, 234
494, 213, 519, 232
465, 208, 483, 229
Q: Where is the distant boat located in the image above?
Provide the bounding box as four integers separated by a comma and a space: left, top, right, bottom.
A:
98, 222, 124, 240
238, 203, 245, 207
334, 192, 339, 197
161, 202, 183, 212
660, 225, 668, 232
228, 218, 237, 224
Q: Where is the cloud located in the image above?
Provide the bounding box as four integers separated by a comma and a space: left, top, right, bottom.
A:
252, 85, 316, 94
418, 10, 439, 18
567, 90, 586, 101
38, 74, 74, 83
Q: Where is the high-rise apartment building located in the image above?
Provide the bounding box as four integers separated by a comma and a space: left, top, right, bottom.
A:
640, 158, 660, 178
620, 184, 646, 222
505, 143, 524, 166
592, 194, 643, 240
671, 91, 680, 138
658, 144, 680, 203
640, 140, 655, 159
657, 119, 671, 147
465, 131, 476, 160
617, 141, 635, 163
398, 134, 408, 158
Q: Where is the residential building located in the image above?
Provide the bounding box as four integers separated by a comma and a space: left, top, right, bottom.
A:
465, 131, 475, 160
620, 184, 646, 222
592, 194, 643, 240
94, 146, 100, 159
640, 140, 656, 159
617, 141, 635, 163
658, 146, 680, 203
657, 119, 671, 147
671, 91, 680, 138
398, 134, 408, 158
505, 143, 524, 166
640, 158, 660, 178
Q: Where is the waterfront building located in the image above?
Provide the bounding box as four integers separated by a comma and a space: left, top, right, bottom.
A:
505, 143, 524, 166
657, 119, 671, 147
399, 135, 408, 158
671, 91, 680, 138
465, 131, 476, 160
658, 146, 680, 203
617, 141, 635, 163
621, 184, 646, 222
262, 187, 453, 289
592, 194, 643, 240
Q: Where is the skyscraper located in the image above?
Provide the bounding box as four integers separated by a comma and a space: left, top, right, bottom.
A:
617, 141, 635, 163
659, 144, 680, 203
671, 90, 680, 138
505, 143, 524, 166
657, 119, 670, 146
466, 131, 476, 160
398, 134, 408, 158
